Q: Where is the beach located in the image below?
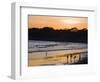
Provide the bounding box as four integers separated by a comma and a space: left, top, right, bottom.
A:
28, 40, 88, 66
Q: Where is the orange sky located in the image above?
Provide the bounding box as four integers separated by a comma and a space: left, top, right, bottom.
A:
28, 15, 88, 30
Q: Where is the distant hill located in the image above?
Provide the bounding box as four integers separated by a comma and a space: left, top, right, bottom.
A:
28, 27, 87, 43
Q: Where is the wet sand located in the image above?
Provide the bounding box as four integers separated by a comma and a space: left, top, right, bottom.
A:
28, 49, 87, 66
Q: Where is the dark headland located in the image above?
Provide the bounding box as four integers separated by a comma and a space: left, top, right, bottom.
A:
28, 27, 87, 43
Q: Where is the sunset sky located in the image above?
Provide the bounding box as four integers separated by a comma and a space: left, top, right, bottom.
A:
28, 15, 88, 30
